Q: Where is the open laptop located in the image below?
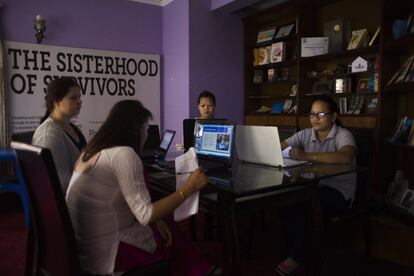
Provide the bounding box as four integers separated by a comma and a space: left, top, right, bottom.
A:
183, 118, 227, 152
193, 120, 235, 171
236, 125, 308, 168
140, 129, 176, 162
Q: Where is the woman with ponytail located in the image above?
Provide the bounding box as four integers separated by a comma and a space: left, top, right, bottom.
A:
32, 77, 86, 194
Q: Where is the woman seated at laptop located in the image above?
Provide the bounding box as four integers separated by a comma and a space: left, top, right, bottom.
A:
66, 100, 213, 275
32, 77, 86, 194
276, 95, 357, 275
197, 90, 216, 119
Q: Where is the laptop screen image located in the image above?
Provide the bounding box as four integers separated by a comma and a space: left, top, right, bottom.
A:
194, 120, 235, 165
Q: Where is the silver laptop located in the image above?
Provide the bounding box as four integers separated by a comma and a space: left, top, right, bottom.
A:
235, 125, 308, 168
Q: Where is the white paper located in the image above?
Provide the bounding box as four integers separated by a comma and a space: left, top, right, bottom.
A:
174, 147, 200, 221
282, 146, 292, 159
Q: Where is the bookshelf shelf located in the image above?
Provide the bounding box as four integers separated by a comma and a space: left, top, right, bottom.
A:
384, 33, 414, 53
251, 34, 298, 49
384, 82, 414, 94
299, 46, 379, 63
252, 59, 298, 69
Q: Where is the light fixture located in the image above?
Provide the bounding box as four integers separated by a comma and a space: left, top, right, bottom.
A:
34, 15, 46, 44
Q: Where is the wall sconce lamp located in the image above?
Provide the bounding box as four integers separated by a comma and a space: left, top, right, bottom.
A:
34, 15, 46, 44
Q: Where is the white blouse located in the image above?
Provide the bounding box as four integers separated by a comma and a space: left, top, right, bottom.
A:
66, 146, 156, 275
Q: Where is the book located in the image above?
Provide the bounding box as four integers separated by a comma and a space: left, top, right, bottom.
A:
252, 48, 260, 66
253, 70, 263, 84
270, 102, 284, 114
347, 29, 368, 50
267, 68, 275, 82
283, 99, 293, 113
407, 120, 414, 145
339, 97, 347, 114
270, 42, 285, 63
369, 26, 380, 46
258, 46, 271, 65
366, 98, 378, 114
389, 116, 412, 143
403, 59, 414, 82
395, 56, 414, 83
274, 23, 295, 39
257, 27, 276, 44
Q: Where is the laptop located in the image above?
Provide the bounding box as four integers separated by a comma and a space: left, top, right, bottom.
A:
235, 125, 308, 168
183, 118, 227, 152
140, 129, 176, 162
193, 120, 235, 171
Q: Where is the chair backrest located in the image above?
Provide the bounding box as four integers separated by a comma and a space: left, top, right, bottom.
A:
348, 128, 374, 211
11, 131, 35, 144
11, 142, 80, 276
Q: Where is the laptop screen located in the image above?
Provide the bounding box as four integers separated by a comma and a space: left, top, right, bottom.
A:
194, 121, 235, 162
159, 130, 175, 151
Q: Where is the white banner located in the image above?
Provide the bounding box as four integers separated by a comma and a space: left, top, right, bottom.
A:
3, 41, 160, 139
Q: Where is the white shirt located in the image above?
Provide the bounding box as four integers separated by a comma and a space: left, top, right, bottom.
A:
66, 146, 156, 275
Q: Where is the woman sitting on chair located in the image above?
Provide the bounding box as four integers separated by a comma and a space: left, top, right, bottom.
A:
32, 77, 85, 194
66, 100, 212, 276
276, 95, 357, 275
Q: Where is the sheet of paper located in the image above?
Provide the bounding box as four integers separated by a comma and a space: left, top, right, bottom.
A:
282, 146, 292, 159
174, 147, 200, 221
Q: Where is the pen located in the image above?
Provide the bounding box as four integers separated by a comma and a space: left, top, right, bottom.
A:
176, 171, 193, 175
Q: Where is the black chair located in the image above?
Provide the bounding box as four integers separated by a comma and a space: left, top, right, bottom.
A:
11, 142, 169, 276
324, 128, 373, 255
11, 131, 35, 144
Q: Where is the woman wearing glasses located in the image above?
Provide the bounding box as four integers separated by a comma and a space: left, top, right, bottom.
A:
275, 95, 357, 276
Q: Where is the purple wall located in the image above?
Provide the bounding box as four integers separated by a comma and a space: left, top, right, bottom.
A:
162, 0, 190, 146
189, 0, 244, 123
0, 0, 162, 54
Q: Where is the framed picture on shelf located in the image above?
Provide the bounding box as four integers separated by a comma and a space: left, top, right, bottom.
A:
270, 42, 285, 63
253, 70, 263, 84
399, 189, 414, 209
257, 27, 276, 44
357, 78, 369, 93
274, 23, 295, 39
347, 29, 368, 50
258, 46, 271, 65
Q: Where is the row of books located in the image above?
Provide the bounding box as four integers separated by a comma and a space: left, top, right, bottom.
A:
388, 116, 414, 145
387, 55, 414, 85
255, 99, 296, 114
253, 68, 289, 83
253, 42, 286, 66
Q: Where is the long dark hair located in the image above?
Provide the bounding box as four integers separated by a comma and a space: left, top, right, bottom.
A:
40, 77, 80, 123
313, 95, 342, 126
82, 100, 152, 162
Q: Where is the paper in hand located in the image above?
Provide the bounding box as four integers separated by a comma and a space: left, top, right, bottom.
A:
282, 146, 292, 159
174, 147, 199, 221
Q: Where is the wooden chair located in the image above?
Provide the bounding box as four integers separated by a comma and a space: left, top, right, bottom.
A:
11, 142, 169, 276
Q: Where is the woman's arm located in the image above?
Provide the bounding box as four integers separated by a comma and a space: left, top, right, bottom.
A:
149, 168, 207, 224
289, 145, 356, 164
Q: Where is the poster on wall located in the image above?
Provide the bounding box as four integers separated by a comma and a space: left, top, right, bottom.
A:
2, 41, 160, 139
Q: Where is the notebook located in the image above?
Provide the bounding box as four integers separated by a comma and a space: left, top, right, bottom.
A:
193, 120, 235, 170
235, 125, 308, 168
140, 129, 176, 161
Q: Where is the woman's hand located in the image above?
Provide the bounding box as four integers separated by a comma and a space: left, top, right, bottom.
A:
155, 219, 172, 247
187, 168, 208, 190
289, 148, 306, 160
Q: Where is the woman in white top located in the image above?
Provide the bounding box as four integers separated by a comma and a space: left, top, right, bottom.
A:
66, 100, 210, 275
32, 77, 86, 194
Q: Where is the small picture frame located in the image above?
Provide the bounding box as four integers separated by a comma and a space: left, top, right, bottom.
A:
257, 27, 276, 44
399, 189, 414, 209
357, 78, 369, 93
274, 23, 295, 39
